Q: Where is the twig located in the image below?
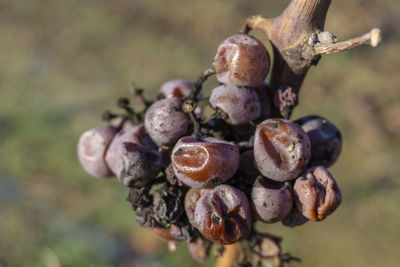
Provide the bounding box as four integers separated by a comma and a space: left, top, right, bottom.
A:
304, 28, 382, 60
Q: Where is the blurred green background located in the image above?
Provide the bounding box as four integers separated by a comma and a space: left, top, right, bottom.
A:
0, 0, 399, 266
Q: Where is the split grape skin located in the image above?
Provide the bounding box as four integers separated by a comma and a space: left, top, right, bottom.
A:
77, 125, 118, 178
254, 118, 311, 182
194, 184, 251, 245
171, 136, 240, 189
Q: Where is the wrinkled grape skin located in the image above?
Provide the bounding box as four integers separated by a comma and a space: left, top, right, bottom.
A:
77, 125, 118, 178
105, 124, 149, 176
194, 185, 251, 245
254, 119, 311, 182
296, 115, 342, 167
251, 176, 293, 223
144, 97, 190, 147
214, 33, 270, 87
118, 142, 163, 188
293, 166, 342, 221
210, 84, 261, 125
171, 136, 240, 189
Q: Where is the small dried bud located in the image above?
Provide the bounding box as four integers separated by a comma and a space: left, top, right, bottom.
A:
273, 85, 298, 119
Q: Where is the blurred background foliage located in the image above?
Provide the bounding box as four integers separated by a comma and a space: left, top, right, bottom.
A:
0, 0, 399, 266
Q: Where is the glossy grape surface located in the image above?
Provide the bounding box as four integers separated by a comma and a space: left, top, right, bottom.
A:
171, 136, 240, 188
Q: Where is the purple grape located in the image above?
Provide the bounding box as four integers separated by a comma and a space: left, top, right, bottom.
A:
254, 119, 311, 181
210, 84, 261, 125
194, 184, 251, 244
144, 97, 190, 147
214, 33, 270, 87
251, 176, 293, 223
171, 136, 240, 188
77, 125, 118, 178
295, 115, 342, 167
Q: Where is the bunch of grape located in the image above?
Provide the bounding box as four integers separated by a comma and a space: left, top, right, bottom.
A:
78, 33, 342, 264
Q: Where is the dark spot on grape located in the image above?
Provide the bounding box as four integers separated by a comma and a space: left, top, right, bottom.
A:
173, 148, 184, 157
211, 212, 222, 224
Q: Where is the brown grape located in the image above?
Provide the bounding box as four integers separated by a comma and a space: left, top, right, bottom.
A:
293, 166, 342, 221
171, 136, 240, 188
194, 184, 251, 244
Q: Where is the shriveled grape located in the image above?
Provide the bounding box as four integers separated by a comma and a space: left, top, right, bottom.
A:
105, 124, 150, 176
293, 166, 342, 221
118, 142, 163, 187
